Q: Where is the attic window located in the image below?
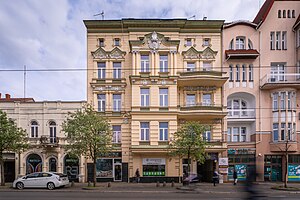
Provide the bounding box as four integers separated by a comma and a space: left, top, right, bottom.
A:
203, 38, 210, 47
114, 38, 120, 46
288, 10, 291, 18
283, 10, 286, 18
99, 38, 104, 47
186, 38, 192, 46
292, 10, 295, 18
278, 10, 281, 18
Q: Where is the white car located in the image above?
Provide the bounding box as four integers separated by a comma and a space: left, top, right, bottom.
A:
13, 172, 69, 190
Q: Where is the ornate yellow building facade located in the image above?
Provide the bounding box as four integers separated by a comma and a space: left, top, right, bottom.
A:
85, 19, 228, 182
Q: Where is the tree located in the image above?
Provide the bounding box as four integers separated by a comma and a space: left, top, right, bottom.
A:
62, 105, 112, 187
0, 110, 28, 186
169, 121, 208, 182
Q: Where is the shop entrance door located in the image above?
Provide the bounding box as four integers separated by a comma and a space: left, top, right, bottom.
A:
114, 163, 122, 181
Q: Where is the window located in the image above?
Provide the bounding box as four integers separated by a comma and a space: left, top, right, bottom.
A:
273, 93, 278, 110
141, 88, 150, 107
140, 122, 149, 141
203, 62, 211, 71
159, 55, 168, 72
187, 62, 195, 72
159, 122, 168, 141
273, 123, 279, 141
278, 10, 281, 18
98, 62, 106, 79
283, 10, 286, 18
229, 127, 247, 142
186, 38, 192, 46
232, 127, 239, 142
281, 123, 285, 140
113, 62, 121, 79
202, 93, 211, 106
227, 128, 231, 142
248, 39, 253, 49
203, 131, 211, 142
229, 39, 234, 50
186, 94, 196, 106
235, 37, 245, 49
271, 63, 285, 81
287, 92, 291, 109
49, 121, 56, 144
292, 10, 295, 18
113, 94, 121, 112
99, 38, 104, 47
280, 92, 286, 110
288, 123, 292, 141
114, 38, 120, 46
112, 125, 121, 143
242, 64, 246, 81
97, 94, 106, 112
203, 38, 210, 46
229, 65, 233, 81
228, 99, 248, 117
249, 65, 253, 81
141, 55, 150, 72
270, 32, 275, 50
276, 31, 281, 50
282, 31, 287, 50
241, 127, 246, 142
159, 88, 168, 107
236, 65, 240, 81
288, 10, 291, 18
31, 121, 38, 138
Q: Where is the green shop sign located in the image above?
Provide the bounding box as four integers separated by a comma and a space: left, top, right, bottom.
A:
143, 171, 165, 176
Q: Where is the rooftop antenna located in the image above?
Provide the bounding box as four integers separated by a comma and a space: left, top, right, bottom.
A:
23, 65, 26, 100
94, 10, 104, 20
188, 15, 196, 20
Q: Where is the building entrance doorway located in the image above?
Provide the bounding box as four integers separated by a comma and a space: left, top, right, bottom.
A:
114, 163, 122, 181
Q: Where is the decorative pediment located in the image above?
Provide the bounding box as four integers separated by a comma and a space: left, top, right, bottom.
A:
110, 47, 126, 59
91, 47, 108, 59
129, 31, 180, 51
182, 47, 200, 59
200, 47, 217, 59
91, 47, 126, 59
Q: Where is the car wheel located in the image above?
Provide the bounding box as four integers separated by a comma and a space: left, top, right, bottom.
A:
47, 182, 55, 190
16, 182, 24, 190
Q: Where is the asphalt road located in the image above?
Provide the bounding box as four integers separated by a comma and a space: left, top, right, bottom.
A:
0, 190, 300, 200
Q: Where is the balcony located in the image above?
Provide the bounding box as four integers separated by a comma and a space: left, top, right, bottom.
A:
177, 70, 228, 87
225, 49, 259, 59
40, 136, 59, 146
227, 109, 255, 121
260, 73, 300, 90
90, 71, 127, 87
178, 103, 227, 120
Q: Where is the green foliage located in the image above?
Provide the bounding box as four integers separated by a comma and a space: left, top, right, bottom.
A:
169, 121, 209, 171
62, 104, 113, 161
0, 109, 29, 185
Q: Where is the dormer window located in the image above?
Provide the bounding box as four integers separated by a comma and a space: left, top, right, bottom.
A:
236, 37, 245, 50
99, 38, 104, 47
114, 38, 120, 46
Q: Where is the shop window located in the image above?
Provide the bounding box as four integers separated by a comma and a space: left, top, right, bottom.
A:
143, 165, 165, 176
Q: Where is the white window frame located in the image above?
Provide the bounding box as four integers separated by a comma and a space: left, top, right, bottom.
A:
49, 121, 57, 144
186, 94, 196, 106
203, 130, 211, 141
202, 93, 212, 106
113, 62, 121, 79
159, 88, 168, 107
282, 31, 287, 50
159, 122, 168, 141
235, 37, 245, 49
113, 94, 121, 112
229, 65, 233, 81
229, 126, 247, 142
273, 92, 278, 111
236, 65, 240, 81
98, 62, 106, 79
249, 65, 253, 81
159, 55, 168, 72
187, 62, 195, 72
242, 64, 246, 81
276, 31, 281, 50
31, 121, 38, 138
141, 88, 150, 107
140, 122, 149, 141
141, 55, 150, 72
203, 62, 212, 71
270, 32, 275, 50
112, 125, 121, 143
97, 94, 106, 112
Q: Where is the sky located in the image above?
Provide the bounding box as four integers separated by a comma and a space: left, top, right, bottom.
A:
0, 0, 264, 101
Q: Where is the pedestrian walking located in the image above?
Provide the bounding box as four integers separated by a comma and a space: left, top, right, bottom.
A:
212, 170, 219, 186
233, 169, 238, 185
135, 168, 140, 183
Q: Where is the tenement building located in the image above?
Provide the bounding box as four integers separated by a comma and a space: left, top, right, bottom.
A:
0, 94, 86, 183
224, 0, 300, 182
84, 19, 228, 182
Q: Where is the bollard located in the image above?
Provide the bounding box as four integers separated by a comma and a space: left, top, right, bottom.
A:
163, 181, 166, 187
108, 182, 111, 187
88, 181, 91, 187
71, 181, 74, 187
156, 181, 160, 187
171, 181, 175, 187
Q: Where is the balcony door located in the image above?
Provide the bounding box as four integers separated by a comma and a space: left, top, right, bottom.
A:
271, 63, 285, 82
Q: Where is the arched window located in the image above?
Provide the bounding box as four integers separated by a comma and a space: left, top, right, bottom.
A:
292, 10, 295, 18
248, 39, 253, 49
235, 37, 245, 49
283, 10, 286, 18
49, 121, 57, 144
229, 39, 234, 50
288, 10, 291, 18
278, 10, 281, 18
228, 99, 248, 117
31, 121, 38, 137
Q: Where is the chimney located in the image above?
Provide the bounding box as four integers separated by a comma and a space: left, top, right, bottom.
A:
5, 93, 11, 99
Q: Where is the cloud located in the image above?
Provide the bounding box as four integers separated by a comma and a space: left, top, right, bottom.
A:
0, 0, 262, 101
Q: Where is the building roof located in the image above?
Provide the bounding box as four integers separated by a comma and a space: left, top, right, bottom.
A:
224, 20, 257, 29
0, 98, 35, 102
293, 14, 300, 30
253, 0, 299, 26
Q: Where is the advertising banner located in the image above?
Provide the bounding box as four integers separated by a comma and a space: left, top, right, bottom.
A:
288, 164, 300, 182
235, 164, 247, 181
